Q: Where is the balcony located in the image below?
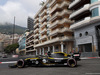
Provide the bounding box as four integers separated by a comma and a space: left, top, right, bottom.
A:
50, 9, 72, 21
34, 37, 59, 47
40, 22, 47, 28
34, 18, 39, 23
60, 36, 73, 41
34, 28, 39, 33
40, 28, 47, 34
49, 27, 72, 36
50, 18, 73, 29
49, 0, 56, 7
34, 33, 39, 38
26, 50, 35, 53
34, 36, 73, 47
34, 39, 39, 43
40, 9, 47, 17
34, 23, 39, 29
26, 45, 34, 48
70, 17, 91, 30
89, 1, 100, 8
71, 16, 100, 29
49, 29, 59, 36
40, 16, 47, 23
40, 35, 47, 40
50, 1, 70, 14
69, 0, 80, 9
69, 4, 90, 19
60, 27, 73, 33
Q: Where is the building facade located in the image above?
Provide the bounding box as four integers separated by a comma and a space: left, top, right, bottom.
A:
18, 34, 26, 55
34, 0, 74, 55
69, 0, 100, 57
26, 30, 35, 55
27, 17, 34, 31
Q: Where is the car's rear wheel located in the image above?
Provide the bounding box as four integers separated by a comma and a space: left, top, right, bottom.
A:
17, 59, 25, 68
67, 58, 77, 67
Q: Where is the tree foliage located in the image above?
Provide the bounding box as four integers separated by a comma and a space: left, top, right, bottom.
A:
4, 43, 19, 54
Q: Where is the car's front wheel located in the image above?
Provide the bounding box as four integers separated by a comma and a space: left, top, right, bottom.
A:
67, 58, 77, 67
17, 59, 25, 68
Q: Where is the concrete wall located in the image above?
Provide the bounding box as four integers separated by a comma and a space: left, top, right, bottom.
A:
74, 22, 100, 52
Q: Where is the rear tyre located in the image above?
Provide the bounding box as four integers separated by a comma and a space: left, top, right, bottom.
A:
67, 58, 77, 67
17, 59, 25, 68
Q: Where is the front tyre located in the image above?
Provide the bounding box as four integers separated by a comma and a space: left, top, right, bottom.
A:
67, 58, 77, 67
17, 59, 25, 68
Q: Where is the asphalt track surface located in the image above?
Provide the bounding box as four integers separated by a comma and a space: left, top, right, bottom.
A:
0, 58, 100, 75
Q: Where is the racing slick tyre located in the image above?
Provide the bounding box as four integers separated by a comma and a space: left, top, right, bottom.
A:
8, 63, 17, 68
17, 59, 25, 68
67, 58, 77, 67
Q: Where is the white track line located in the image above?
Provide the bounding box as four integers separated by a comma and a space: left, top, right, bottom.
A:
0, 61, 17, 64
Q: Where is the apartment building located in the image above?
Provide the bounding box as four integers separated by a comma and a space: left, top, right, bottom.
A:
27, 17, 34, 31
18, 34, 26, 55
69, 0, 100, 57
34, 0, 74, 55
26, 30, 35, 55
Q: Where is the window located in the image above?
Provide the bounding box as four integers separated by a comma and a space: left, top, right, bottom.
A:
85, 31, 88, 36
79, 33, 82, 37
47, 30, 50, 35
91, 7, 99, 17
56, 46, 58, 50
46, 3, 50, 8
64, 45, 66, 49
47, 16, 50, 21
91, 0, 98, 4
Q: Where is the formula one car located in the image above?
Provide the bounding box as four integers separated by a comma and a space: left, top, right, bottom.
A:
8, 52, 80, 68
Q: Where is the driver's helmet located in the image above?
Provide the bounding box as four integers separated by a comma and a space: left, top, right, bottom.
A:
47, 51, 51, 57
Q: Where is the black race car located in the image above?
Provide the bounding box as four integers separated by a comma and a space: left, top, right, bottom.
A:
9, 52, 80, 68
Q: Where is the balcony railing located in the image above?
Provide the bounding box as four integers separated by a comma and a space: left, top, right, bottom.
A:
50, 9, 72, 21
50, 1, 70, 14
40, 28, 47, 34
50, 18, 73, 29
60, 27, 72, 33
40, 16, 47, 23
40, 9, 47, 17
34, 33, 39, 38
26, 45, 34, 48
49, 27, 72, 36
34, 36, 73, 47
34, 39, 39, 43
34, 28, 39, 33
40, 35, 47, 40
40, 22, 47, 28
69, 4, 90, 19
49, 0, 56, 7
70, 17, 91, 29
34, 23, 39, 29
34, 18, 39, 23
69, 0, 80, 9
49, 29, 59, 36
